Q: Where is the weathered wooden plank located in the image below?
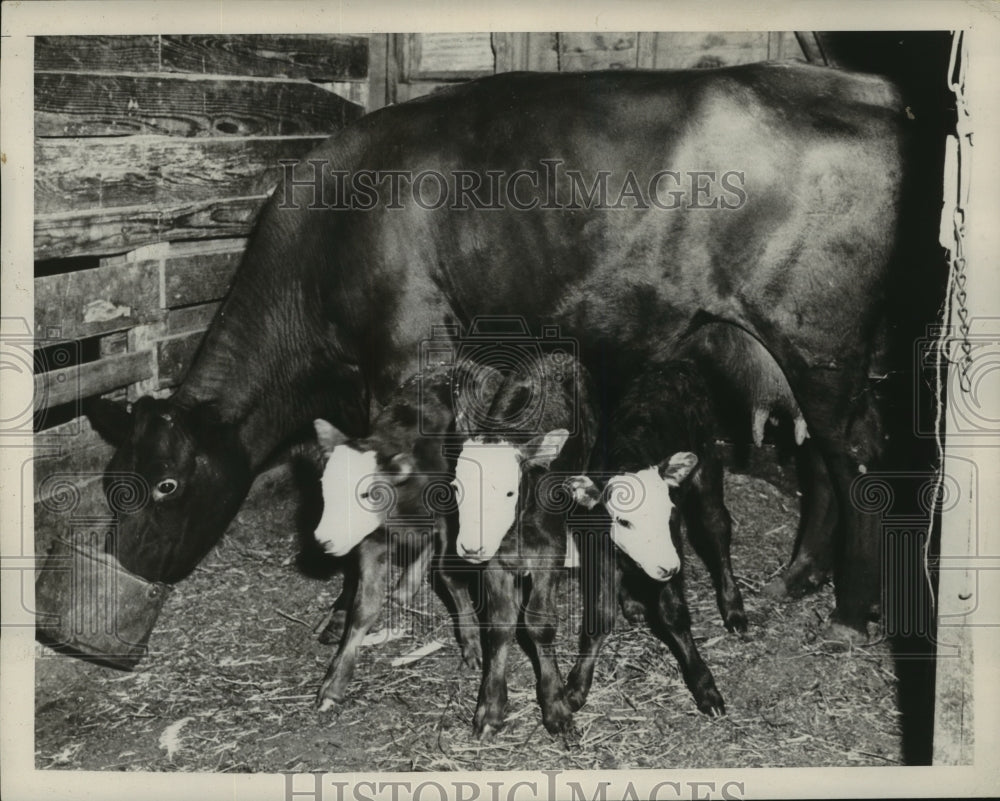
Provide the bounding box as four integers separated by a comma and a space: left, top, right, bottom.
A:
35, 35, 161, 72
161, 34, 369, 81
559, 33, 639, 71
35, 72, 364, 137
163, 250, 241, 308
34, 259, 161, 341
34, 350, 153, 411
650, 31, 770, 69
368, 33, 390, 111
405, 33, 494, 80
33, 418, 113, 504
35, 135, 324, 215
156, 330, 206, 388
34, 196, 265, 260
168, 302, 221, 334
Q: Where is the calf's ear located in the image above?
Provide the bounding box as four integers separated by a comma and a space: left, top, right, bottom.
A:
659, 452, 698, 486
313, 419, 350, 455
523, 428, 570, 468
84, 398, 133, 447
565, 475, 602, 509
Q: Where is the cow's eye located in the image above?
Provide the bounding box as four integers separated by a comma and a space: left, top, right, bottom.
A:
615, 517, 633, 530
155, 479, 178, 497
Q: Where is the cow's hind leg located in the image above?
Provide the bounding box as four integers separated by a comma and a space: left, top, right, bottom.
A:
523, 566, 573, 736
316, 533, 390, 711
683, 455, 747, 632
795, 374, 885, 642
764, 441, 838, 600
473, 568, 517, 739
565, 528, 617, 712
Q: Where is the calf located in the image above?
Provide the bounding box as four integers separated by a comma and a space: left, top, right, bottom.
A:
567, 357, 743, 717
454, 351, 597, 738
311, 362, 495, 710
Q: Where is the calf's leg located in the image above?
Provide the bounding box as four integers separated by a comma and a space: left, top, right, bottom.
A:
316, 533, 390, 711
565, 528, 617, 711
473, 567, 517, 739
683, 456, 747, 632
523, 566, 573, 735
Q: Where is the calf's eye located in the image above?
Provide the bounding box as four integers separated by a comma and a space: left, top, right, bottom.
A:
506, 490, 515, 498
615, 517, 633, 530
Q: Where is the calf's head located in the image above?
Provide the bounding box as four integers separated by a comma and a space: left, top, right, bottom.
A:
85, 397, 252, 583
568, 452, 698, 581
312, 420, 423, 557
453, 429, 569, 563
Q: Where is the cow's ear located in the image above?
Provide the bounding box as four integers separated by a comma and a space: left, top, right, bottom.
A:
659, 452, 698, 486
85, 398, 133, 447
314, 419, 350, 455
523, 428, 570, 468
386, 453, 414, 484
565, 475, 601, 509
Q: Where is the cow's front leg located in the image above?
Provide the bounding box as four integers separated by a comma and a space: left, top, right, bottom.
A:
524, 564, 573, 735
473, 567, 516, 739
316, 532, 390, 711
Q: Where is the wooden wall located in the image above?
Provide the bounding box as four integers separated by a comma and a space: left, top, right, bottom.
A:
33, 35, 368, 526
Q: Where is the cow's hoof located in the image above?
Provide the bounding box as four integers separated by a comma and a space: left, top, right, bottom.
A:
817, 617, 880, 652
763, 566, 829, 600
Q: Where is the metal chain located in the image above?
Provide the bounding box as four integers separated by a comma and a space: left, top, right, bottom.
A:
948, 30, 973, 393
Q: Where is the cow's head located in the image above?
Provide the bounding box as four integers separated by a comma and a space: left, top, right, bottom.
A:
567, 452, 698, 580
452, 429, 569, 563
85, 397, 252, 583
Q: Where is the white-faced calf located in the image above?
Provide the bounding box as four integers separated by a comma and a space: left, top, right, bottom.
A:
566, 358, 744, 717
311, 363, 493, 711
454, 350, 596, 738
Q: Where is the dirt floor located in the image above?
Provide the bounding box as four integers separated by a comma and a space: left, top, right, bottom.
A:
34, 452, 903, 773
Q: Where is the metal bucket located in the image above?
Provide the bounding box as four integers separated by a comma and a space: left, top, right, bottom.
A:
35, 533, 171, 670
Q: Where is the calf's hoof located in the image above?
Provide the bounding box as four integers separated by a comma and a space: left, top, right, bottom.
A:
542, 695, 574, 736
693, 683, 726, 717
723, 608, 748, 633
315, 692, 344, 714
473, 711, 505, 741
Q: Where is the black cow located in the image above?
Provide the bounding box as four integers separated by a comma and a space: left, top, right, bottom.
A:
80, 63, 908, 660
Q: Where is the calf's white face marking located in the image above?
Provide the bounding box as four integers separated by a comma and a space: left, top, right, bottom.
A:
454, 429, 569, 563
453, 441, 521, 563
569, 452, 698, 581
312, 420, 409, 557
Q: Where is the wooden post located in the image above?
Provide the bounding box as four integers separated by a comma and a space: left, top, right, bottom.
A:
932, 27, 1000, 765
